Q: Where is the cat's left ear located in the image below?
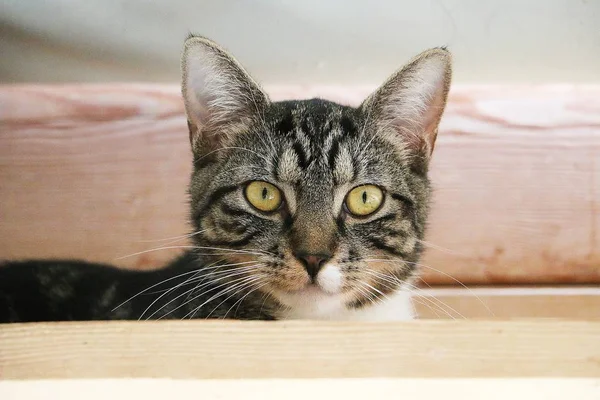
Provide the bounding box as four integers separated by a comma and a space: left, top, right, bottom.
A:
361, 48, 452, 171
181, 35, 270, 156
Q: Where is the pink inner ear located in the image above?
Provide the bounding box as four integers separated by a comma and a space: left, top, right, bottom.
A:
390, 70, 448, 158
182, 40, 271, 156
368, 50, 451, 161
419, 86, 447, 156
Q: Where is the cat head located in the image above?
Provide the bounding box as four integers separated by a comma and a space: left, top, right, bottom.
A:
181, 35, 451, 319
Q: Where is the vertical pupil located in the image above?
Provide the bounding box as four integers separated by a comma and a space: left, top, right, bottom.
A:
262, 187, 268, 200
362, 191, 367, 203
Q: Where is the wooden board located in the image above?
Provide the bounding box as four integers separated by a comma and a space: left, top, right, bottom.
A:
2, 379, 600, 400
0, 84, 599, 284
414, 287, 600, 319
1, 320, 599, 379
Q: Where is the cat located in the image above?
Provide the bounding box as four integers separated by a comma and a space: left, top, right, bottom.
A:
0, 35, 452, 323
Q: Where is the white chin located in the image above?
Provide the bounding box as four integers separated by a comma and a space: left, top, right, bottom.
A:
274, 285, 346, 320
315, 264, 343, 294
297, 284, 337, 296
276, 288, 415, 321
272, 264, 415, 321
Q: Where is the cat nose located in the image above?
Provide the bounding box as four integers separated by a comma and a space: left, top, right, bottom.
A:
294, 251, 332, 281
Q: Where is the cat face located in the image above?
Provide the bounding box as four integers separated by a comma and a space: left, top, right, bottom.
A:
181, 35, 451, 319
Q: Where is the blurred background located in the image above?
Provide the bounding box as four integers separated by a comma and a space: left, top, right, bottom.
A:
1, 0, 599, 84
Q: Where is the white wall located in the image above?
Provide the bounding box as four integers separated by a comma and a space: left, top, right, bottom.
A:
1, 0, 599, 84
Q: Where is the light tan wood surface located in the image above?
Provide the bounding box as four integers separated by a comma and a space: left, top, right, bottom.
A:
1, 84, 599, 284
2, 379, 599, 400
414, 287, 600, 319
1, 319, 599, 379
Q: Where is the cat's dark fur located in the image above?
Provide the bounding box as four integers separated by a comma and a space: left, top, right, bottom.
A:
0, 35, 452, 323
0, 254, 274, 322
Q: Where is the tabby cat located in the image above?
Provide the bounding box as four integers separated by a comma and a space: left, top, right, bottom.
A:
0, 35, 452, 323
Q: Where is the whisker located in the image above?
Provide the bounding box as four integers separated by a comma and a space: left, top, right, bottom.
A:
362, 268, 402, 288
198, 274, 266, 319
405, 262, 495, 317
139, 269, 207, 309
147, 268, 262, 320
111, 268, 206, 312
258, 287, 275, 317
183, 263, 261, 293
362, 265, 465, 319
138, 262, 260, 319
136, 229, 210, 244
185, 274, 266, 319
190, 245, 275, 257
115, 245, 273, 261
224, 281, 270, 320
415, 239, 468, 257
360, 279, 391, 302
205, 265, 260, 275
354, 281, 377, 305
411, 297, 443, 318
403, 281, 464, 319
362, 268, 451, 318
115, 245, 207, 260
418, 276, 435, 289
209, 278, 267, 319
179, 258, 265, 302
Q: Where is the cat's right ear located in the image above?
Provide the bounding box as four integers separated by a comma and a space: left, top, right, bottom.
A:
360, 47, 452, 173
181, 35, 270, 156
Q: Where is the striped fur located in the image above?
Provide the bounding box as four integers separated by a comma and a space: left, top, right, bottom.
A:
182, 36, 452, 320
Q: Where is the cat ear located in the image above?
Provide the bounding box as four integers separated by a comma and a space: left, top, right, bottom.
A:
181, 35, 270, 155
361, 48, 452, 170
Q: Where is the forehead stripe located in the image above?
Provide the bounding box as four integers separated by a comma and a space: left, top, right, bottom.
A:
328, 137, 341, 171
292, 141, 308, 170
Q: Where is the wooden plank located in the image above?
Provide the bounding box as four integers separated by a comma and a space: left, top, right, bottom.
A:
1, 320, 599, 379
1, 379, 599, 400
0, 84, 599, 284
414, 287, 600, 319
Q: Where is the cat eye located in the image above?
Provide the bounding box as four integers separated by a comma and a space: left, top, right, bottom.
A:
244, 181, 283, 212
345, 185, 384, 217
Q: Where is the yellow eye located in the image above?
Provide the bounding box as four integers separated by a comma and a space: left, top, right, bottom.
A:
345, 185, 384, 217
245, 181, 282, 212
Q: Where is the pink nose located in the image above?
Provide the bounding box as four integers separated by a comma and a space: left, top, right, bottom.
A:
293, 251, 332, 281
